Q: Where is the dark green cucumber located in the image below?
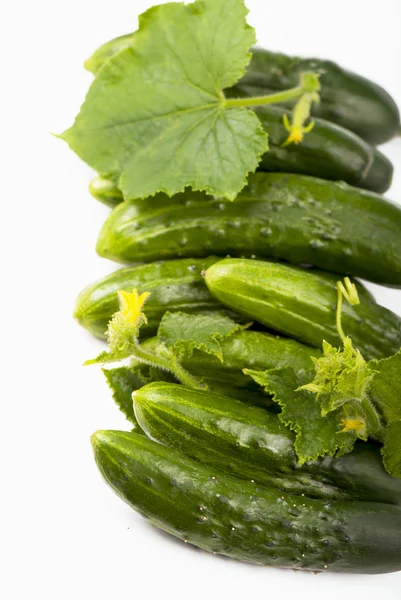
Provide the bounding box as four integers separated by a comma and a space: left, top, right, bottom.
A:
89, 176, 123, 208
256, 106, 393, 193
97, 172, 401, 287
92, 429, 401, 573
205, 259, 401, 360
86, 35, 400, 145
141, 330, 319, 393
74, 257, 239, 339
231, 48, 400, 145
134, 382, 401, 506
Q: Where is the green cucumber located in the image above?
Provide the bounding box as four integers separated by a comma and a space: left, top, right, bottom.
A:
89, 176, 123, 208
96, 172, 401, 287
231, 48, 400, 145
205, 259, 401, 360
133, 381, 401, 506
86, 35, 400, 145
92, 429, 401, 573
74, 257, 238, 339
256, 106, 393, 193
141, 330, 319, 393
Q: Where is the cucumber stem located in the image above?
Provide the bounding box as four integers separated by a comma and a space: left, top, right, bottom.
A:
336, 285, 346, 344
224, 71, 320, 110
131, 341, 207, 391
336, 278, 360, 345
224, 86, 305, 108
361, 396, 385, 443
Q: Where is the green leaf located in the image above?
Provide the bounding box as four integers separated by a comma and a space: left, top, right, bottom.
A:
84, 348, 134, 366
245, 367, 356, 464
369, 350, 401, 423
157, 311, 244, 361
103, 366, 146, 424
302, 337, 374, 416
382, 421, 401, 479
84, 32, 135, 74
299, 338, 376, 416
60, 0, 267, 200
296, 337, 384, 440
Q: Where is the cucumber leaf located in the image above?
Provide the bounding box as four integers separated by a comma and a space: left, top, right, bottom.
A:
369, 350, 401, 423
103, 366, 145, 424
382, 421, 401, 479
60, 0, 267, 201
84, 348, 133, 366
299, 338, 376, 418
245, 367, 356, 464
84, 33, 135, 74
157, 311, 245, 361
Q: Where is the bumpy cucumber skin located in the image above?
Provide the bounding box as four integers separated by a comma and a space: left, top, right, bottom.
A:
231, 49, 400, 145
97, 172, 401, 287
74, 257, 233, 339
92, 430, 401, 573
256, 106, 393, 193
205, 259, 401, 360
133, 382, 348, 500
134, 382, 401, 506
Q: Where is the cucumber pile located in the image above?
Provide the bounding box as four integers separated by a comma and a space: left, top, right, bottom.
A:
62, 0, 401, 576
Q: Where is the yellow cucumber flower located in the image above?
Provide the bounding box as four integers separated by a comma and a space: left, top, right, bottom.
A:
341, 418, 367, 438
118, 289, 150, 325
282, 113, 315, 147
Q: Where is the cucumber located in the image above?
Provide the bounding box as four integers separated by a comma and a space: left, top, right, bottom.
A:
205, 259, 401, 360
231, 48, 400, 145
87, 110, 393, 204
85, 35, 400, 145
141, 330, 319, 392
89, 176, 123, 208
96, 172, 401, 287
256, 106, 393, 193
133, 381, 401, 506
74, 257, 238, 339
92, 429, 401, 573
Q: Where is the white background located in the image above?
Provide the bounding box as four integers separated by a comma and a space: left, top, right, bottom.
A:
2, 0, 401, 598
